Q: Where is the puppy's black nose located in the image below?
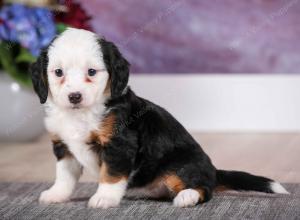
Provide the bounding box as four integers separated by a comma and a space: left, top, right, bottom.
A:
68, 92, 82, 104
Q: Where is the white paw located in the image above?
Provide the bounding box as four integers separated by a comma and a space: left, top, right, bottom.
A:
39, 188, 71, 204
173, 189, 200, 207
88, 193, 120, 209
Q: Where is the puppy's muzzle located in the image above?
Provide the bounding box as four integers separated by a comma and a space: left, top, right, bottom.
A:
68, 92, 82, 104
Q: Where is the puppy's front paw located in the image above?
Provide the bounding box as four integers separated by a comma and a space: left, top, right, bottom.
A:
88, 193, 120, 209
39, 188, 70, 204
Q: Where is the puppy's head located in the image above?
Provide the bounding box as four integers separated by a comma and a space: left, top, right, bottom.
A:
30, 28, 129, 109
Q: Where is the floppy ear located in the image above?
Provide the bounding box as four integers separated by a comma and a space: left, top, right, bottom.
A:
98, 38, 130, 98
29, 48, 49, 104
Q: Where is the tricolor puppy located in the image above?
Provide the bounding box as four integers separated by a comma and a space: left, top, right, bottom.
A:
30, 28, 288, 209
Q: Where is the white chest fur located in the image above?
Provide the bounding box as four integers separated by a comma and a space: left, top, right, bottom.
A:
44, 102, 105, 179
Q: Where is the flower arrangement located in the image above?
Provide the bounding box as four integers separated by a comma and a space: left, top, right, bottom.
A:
0, 0, 92, 87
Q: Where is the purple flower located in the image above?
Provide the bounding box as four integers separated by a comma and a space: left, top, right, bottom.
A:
0, 4, 56, 56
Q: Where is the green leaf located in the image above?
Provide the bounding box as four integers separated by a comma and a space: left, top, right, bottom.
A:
15, 47, 36, 63
0, 42, 32, 87
56, 23, 68, 34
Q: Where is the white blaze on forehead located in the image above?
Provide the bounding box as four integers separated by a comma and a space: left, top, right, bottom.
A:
48, 28, 106, 71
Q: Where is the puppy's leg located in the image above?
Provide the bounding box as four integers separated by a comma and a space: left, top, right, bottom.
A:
164, 174, 212, 207
39, 141, 82, 204
88, 162, 127, 209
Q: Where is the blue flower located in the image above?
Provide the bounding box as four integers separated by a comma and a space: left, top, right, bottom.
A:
0, 4, 56, 56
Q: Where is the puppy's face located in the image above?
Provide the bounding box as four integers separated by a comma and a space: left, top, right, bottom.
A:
30, 28, 130, 109
48, 30, 108, 109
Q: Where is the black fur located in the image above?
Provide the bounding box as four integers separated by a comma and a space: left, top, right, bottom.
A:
216, 170, 273, 193
29, 47, 49, 104
100, 87, 278, 202
30, 37, 57, 104
98, 39, 130, 98
103, 88, 216, 200
52, 140, 70, 160
87, 139, 104, 166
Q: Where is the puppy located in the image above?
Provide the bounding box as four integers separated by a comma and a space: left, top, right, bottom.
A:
30, 28, 288, 208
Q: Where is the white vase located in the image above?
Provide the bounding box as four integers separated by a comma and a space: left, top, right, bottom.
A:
0, 73, 45, 142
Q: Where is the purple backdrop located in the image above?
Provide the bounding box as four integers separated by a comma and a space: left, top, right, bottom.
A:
81, 0, 300, 73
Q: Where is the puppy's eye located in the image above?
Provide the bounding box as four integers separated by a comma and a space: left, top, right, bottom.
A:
55, 69, 63, 77
88, 69, 97, 76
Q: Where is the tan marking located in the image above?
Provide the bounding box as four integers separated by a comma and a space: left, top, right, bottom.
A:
87, 131, 101, 145
103, 78, 111, 96
51, 137, 73, 159
163, 174, 185, 193
100, 162, 127, 184
162, 174, 207, 201
85, 131, 103, 166
137, 176, 167, 192
49, 133, 60, 142
137, 174, 207, 200
98, 113, 116, 145
214, 185, 229, 192
87, 113, 116, 147
61, 149, 73, 158
195, 188, 205, 202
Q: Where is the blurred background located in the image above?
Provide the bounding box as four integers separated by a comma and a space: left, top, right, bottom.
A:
0, 0, 299, 183
85, 0, 300, 74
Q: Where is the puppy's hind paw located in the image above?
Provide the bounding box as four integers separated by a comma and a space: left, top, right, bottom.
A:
173, 189, 200, 207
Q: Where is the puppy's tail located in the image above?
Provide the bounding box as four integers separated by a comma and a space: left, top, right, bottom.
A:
216, 169, 289, 194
